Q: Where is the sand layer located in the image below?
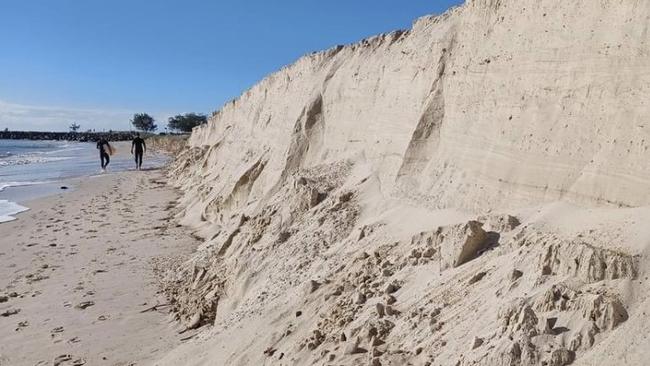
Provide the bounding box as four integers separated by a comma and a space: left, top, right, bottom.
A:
0, 170, 198, 366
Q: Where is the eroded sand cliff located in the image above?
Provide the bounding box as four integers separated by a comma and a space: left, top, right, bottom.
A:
157, 1, 650, 365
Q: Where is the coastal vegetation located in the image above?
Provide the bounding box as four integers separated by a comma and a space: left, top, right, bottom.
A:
69, 123, 81, 132
131, 113, 158, 132
167, 113, 207, 132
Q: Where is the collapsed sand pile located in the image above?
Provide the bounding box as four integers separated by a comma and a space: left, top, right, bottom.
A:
156, 0, 650, 365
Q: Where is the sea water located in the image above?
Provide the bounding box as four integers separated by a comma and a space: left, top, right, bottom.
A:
0, 139, 166, 222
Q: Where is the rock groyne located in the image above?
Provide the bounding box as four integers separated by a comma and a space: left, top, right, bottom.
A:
0, 130, 138, 142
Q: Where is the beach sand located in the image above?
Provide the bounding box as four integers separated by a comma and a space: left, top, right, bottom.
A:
4, 0, 650, 364
0, 169, 197, 366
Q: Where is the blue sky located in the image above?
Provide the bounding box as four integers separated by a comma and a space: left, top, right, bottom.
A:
0, 0, 462, 131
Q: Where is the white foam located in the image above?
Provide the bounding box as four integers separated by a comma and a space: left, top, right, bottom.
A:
0, 200, 29, 223
44, 146, 84, 155
0, 155, 72, 167
0, 180, 49, 192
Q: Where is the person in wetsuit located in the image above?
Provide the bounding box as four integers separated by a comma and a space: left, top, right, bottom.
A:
96, 138, 111, 171
131, 133, 146, 170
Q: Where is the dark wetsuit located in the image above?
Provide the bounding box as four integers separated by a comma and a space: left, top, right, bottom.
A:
96, 139, 110, 169
132, 137, 146, 169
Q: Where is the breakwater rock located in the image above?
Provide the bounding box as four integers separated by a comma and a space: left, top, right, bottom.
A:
0, 130, 140, 142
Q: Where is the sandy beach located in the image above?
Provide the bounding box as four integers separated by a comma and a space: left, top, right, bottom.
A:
0, 169, 197, 366
4, 0, 650, 365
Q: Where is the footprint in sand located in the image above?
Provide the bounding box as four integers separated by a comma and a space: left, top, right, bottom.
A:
1, 308, 21, 317
75, 301, 95, 310
26, 274, 50, 284
15, 320, 28, 331
51, 326, 65, 336
52, 354, 72, 366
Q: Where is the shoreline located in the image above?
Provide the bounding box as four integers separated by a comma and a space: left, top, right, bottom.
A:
0, 175, 120, 223
0, 168, 198, 366
0, 201, 28, 223
0, 139, 170, 223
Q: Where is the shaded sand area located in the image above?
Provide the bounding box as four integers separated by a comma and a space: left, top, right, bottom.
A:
0, 169, 198, 366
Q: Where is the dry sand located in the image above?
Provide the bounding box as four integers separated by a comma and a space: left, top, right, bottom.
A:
0, 170, 198, 366
4, 0, 650, 365
148, 0, 650, 365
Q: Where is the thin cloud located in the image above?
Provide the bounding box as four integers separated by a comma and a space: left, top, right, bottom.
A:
0, 100, 168, 132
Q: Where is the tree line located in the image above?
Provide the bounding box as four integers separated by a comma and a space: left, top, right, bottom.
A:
65, 113, 208, 133
130, 113, 207, 133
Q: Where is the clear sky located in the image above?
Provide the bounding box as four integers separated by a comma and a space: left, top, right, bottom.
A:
0, 0, 463, 132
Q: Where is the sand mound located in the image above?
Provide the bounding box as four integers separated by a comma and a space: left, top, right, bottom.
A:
156, 0, 650, 365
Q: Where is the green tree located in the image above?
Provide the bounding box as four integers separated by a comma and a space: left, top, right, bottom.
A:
131, 113, 157, 132
168, 113, 207, 132
69, 123, 81, 132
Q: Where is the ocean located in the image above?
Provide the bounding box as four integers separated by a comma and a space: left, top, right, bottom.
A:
0, 139, 166, 222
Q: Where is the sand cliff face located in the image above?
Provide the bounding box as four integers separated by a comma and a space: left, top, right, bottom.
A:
184, 0, 650, 216
161, 1, 650, 365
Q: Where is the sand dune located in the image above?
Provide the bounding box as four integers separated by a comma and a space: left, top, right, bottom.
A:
151, 1, 650, 365
5, 0, 648, 365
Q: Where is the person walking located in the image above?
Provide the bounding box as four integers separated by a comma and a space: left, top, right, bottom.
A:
131, 133, 146, 170
96, 137, 111, 171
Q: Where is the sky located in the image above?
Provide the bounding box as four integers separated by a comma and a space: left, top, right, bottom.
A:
0, 0, 463, 132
